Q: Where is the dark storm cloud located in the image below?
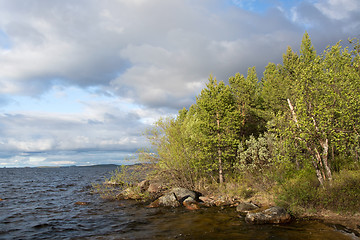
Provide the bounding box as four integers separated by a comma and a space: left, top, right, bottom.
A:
1, 0, 358, 108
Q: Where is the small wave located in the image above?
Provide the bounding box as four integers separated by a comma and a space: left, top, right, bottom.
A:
32, 223, 54, 229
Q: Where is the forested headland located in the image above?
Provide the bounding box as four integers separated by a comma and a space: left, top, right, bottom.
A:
109, 33, 360, 216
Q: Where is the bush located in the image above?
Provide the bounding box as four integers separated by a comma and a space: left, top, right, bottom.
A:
275, 170, 320, 214
235, 133, 276, 173
275, 169, 360, 214
320, 170, 360, 213
92, 164, 153, 201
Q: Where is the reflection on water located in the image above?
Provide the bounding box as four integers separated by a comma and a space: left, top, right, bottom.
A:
0, 166, 358, 240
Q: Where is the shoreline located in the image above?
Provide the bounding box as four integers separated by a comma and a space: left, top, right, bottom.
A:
104, 164, 360, 236
206, 194, 360, 234
214, 194, 360, 234
298, 210, 360, 234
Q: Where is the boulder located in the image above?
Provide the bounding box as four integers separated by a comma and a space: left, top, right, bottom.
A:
148, 192, 180, 208
148, 188, 200, 208
236, 202, 259, 213
245, 206, 291, 224
170, 187, 198, 201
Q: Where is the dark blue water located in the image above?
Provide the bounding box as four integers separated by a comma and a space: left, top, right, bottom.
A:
0, 166, 358, 240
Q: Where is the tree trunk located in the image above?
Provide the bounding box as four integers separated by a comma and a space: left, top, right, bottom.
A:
320, 138, 332, 181
287, 99, 298, 126
287, 98, 331, 186
313, 147, 327, 182
311, 159, 324, 186
216, 112, 224, 184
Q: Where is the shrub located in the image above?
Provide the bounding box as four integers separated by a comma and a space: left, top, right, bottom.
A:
320, 170, 360, 213
275, 169, 360, 214
91, 164, 153, 201
235, 133, 276, 173
275, 170, 320, 214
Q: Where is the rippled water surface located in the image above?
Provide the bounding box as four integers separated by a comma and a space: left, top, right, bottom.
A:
0, 166, 358, 240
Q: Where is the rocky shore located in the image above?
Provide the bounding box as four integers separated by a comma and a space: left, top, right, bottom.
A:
101, 165, 360, 235
115, 180, 291, 225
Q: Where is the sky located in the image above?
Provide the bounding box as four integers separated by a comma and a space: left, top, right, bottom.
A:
0, 0, 359, 167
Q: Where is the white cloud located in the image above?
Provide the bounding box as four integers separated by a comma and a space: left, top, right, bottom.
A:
48, 160, 75, 166
28, 156, 46, 164
315, 0, 360, 20
0, 0, 304, 107
0, 0, 359, 166
0, 98, 152, 153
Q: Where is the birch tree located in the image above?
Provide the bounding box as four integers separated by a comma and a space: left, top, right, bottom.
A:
274, 33, 360, 185
195, 76, 241, 183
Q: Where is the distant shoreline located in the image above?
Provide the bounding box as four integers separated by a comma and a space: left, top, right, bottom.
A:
1, 163, 123, 169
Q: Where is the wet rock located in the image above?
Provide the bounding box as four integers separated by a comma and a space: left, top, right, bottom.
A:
149, 192, 180, 208
245, 206, 291, 224
331, 224, 360, 238
183, 197, 200, 210
236, 202, 259, 213
148, 188, 200, 208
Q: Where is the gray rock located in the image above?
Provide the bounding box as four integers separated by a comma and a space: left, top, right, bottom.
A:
148, 188, 199, 208
159, 192, 181, 207
236, 202, 259, 213
183, 196, 196, 203
149, 192, 180, 208
171, 188, 197, 201
245, 206, 291, 224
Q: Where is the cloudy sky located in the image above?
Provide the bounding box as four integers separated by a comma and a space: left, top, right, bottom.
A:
0, 0, 359, 167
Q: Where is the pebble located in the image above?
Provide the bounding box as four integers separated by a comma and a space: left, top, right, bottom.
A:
75, 201, 89, 205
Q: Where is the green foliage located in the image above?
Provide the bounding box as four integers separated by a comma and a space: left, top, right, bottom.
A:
275, 170, 320, 214
194, 76, 242, 182
320, 170, 360, 212
262, 33, 360, 186
230, 67, 266, 137
144, 115, 201, 190
235, 133, 276, 173
107, 165, 145, 186
276, 169, 360, 214
91, 164, 151, 200
135, 33, 360, 214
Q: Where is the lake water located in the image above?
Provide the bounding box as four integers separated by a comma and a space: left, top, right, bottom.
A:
0, 166, 358, 240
